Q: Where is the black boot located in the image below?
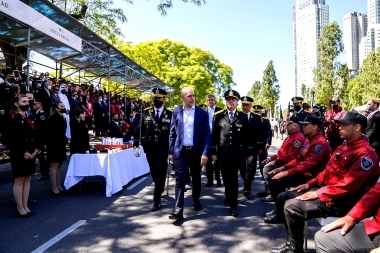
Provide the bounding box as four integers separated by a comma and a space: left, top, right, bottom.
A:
270, 238, 304, 253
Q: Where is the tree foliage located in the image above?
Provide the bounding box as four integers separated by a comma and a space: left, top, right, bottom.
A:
157, 0, 206, 16
348, 47, 380, 107
300, 83, 312, 105
118, 39, 233, 106
313, 22, 349, 108
247, 60, 280, 113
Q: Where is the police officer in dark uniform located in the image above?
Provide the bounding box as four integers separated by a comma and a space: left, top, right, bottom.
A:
252, 105, 272, 167
32, 102, 50, 181
291, 97, 309, 122
211, 90, 254, 217
240, 97, 265, 198
136, 88, 172, 211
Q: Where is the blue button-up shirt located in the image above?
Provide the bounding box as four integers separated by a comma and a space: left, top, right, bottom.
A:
182, 105, 195, 146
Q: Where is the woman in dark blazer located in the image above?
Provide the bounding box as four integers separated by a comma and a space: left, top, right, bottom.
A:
3, 94, 39, 217
70, 109, 90, 155
47, 102, 67, 194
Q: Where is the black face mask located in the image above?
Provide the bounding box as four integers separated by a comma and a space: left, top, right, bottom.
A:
59, 108, 66, 113
19, 105, 29, 112
332, 104, 339, 110
29, 100, 34, 107
154, 100, 163, 108
294, 105, 301, 111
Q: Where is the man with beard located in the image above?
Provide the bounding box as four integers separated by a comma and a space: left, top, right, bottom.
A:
325, 98, 346, 151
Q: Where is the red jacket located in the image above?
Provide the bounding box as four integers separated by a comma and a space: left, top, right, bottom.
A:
325, 108, 346, 140
284, 131, 331, 177
348, 181, 380, 236
271, 130, 305, 166
308, 136, 380, 205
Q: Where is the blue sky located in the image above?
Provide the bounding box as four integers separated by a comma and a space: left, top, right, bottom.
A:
117, 0, 367, 107
34, 0, 367, 108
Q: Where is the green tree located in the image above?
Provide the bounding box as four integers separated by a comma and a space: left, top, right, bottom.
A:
119, 39, 234, 107
261, 60, 280, 113
313, 21, 348, 107
247, 80, 263, 106
158, 0, 206, 16
348, 47, 380, 107
300, 83, 311, 104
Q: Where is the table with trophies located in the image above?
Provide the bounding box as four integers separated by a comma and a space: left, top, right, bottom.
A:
64, 138, 150, 197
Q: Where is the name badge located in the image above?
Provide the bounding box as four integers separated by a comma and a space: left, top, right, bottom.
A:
162, 118, 170, 123
236, 124, 242, 127
146, 116, 151, 120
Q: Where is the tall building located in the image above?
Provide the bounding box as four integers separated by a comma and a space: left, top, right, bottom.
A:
359, 0, 380, 66
343, 12, 367, 73
293, 0, 329, 95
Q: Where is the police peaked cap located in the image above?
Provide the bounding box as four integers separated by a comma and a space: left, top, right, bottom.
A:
224, 90, 240, 100
252, 105, 264, 112
291, 97, 304, 103
240, 96, 254, 104
152, 88, 167, 98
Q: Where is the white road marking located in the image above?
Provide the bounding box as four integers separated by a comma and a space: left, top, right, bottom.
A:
126, 177, 148, 190
31, 220, 86, 253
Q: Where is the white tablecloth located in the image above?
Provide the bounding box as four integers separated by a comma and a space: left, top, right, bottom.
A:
64, 148, 150, 197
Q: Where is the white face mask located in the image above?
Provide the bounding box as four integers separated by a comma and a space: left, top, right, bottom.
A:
47, 85, 52, 90
37, 83, 41, 88
98, 98, 103, 102
28, 81, 32, 85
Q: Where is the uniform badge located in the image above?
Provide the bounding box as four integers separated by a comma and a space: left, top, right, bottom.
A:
236, 124, 242, 127
361, 157, 373, 171
219, 123, 225, 127
315, 145, 323, 154
40, 115, 45, 120
146, 116, 151, 120
333, 152, 341, 161
293, 140, 301, 148
162, 126, 168, 131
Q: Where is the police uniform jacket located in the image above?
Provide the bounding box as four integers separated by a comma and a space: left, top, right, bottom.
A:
33, 108, 48, 145
138, 106, 172, 149
347, 181, 380, 236
271, 130, 305, 166
294, 109, 309, 122
283, 131, 331, 177
211, 110, 254, 157
247, 112, 265, 151
307, 135, 380, 211
108, 120, 123, 138
262, 116, 272, 146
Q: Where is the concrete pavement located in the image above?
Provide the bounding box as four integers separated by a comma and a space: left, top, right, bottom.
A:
0, 136, 319, 253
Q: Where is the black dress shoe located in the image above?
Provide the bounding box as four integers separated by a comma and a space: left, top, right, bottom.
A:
151, 202, 161, 211
169, 212, 184, 221
37, 175, 50, 181
230, 208, 239, 217
263, 209, 277, 217
243, 190, 250, 199
257, 190, 268, 197
16, 210, 32, 218
223, 198, 229, 205
260, 195, 274, 202
264, 213, 283, 224
216, 180, 222, 186
205, 182, 213, 187
193, 200, 203, 211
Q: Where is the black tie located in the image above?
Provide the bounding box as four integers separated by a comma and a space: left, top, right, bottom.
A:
155, 110, 160, 121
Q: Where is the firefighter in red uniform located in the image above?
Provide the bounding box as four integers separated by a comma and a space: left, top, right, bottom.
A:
315, 181, 380, 252
263, 114, 331, 224
258, 116, 306, 199
325, 97, 346, 152
270, 111, 380, 253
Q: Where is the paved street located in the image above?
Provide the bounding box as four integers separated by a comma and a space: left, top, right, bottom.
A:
0, 137, 319, 253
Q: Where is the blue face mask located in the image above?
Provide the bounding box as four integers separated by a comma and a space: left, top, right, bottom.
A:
154, 100, 163, 108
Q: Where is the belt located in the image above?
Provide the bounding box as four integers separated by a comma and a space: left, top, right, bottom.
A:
182, 146, 193, 149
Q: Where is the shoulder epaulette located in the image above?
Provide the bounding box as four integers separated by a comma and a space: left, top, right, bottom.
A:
214, 110, 225, 115
144, 106, 153, 111
263, 117, 269, 120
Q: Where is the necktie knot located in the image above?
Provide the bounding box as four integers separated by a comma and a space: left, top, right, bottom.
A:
229, 112, 234, 120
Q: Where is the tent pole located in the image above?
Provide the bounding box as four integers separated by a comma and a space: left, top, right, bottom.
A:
26, 27, 31, 92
